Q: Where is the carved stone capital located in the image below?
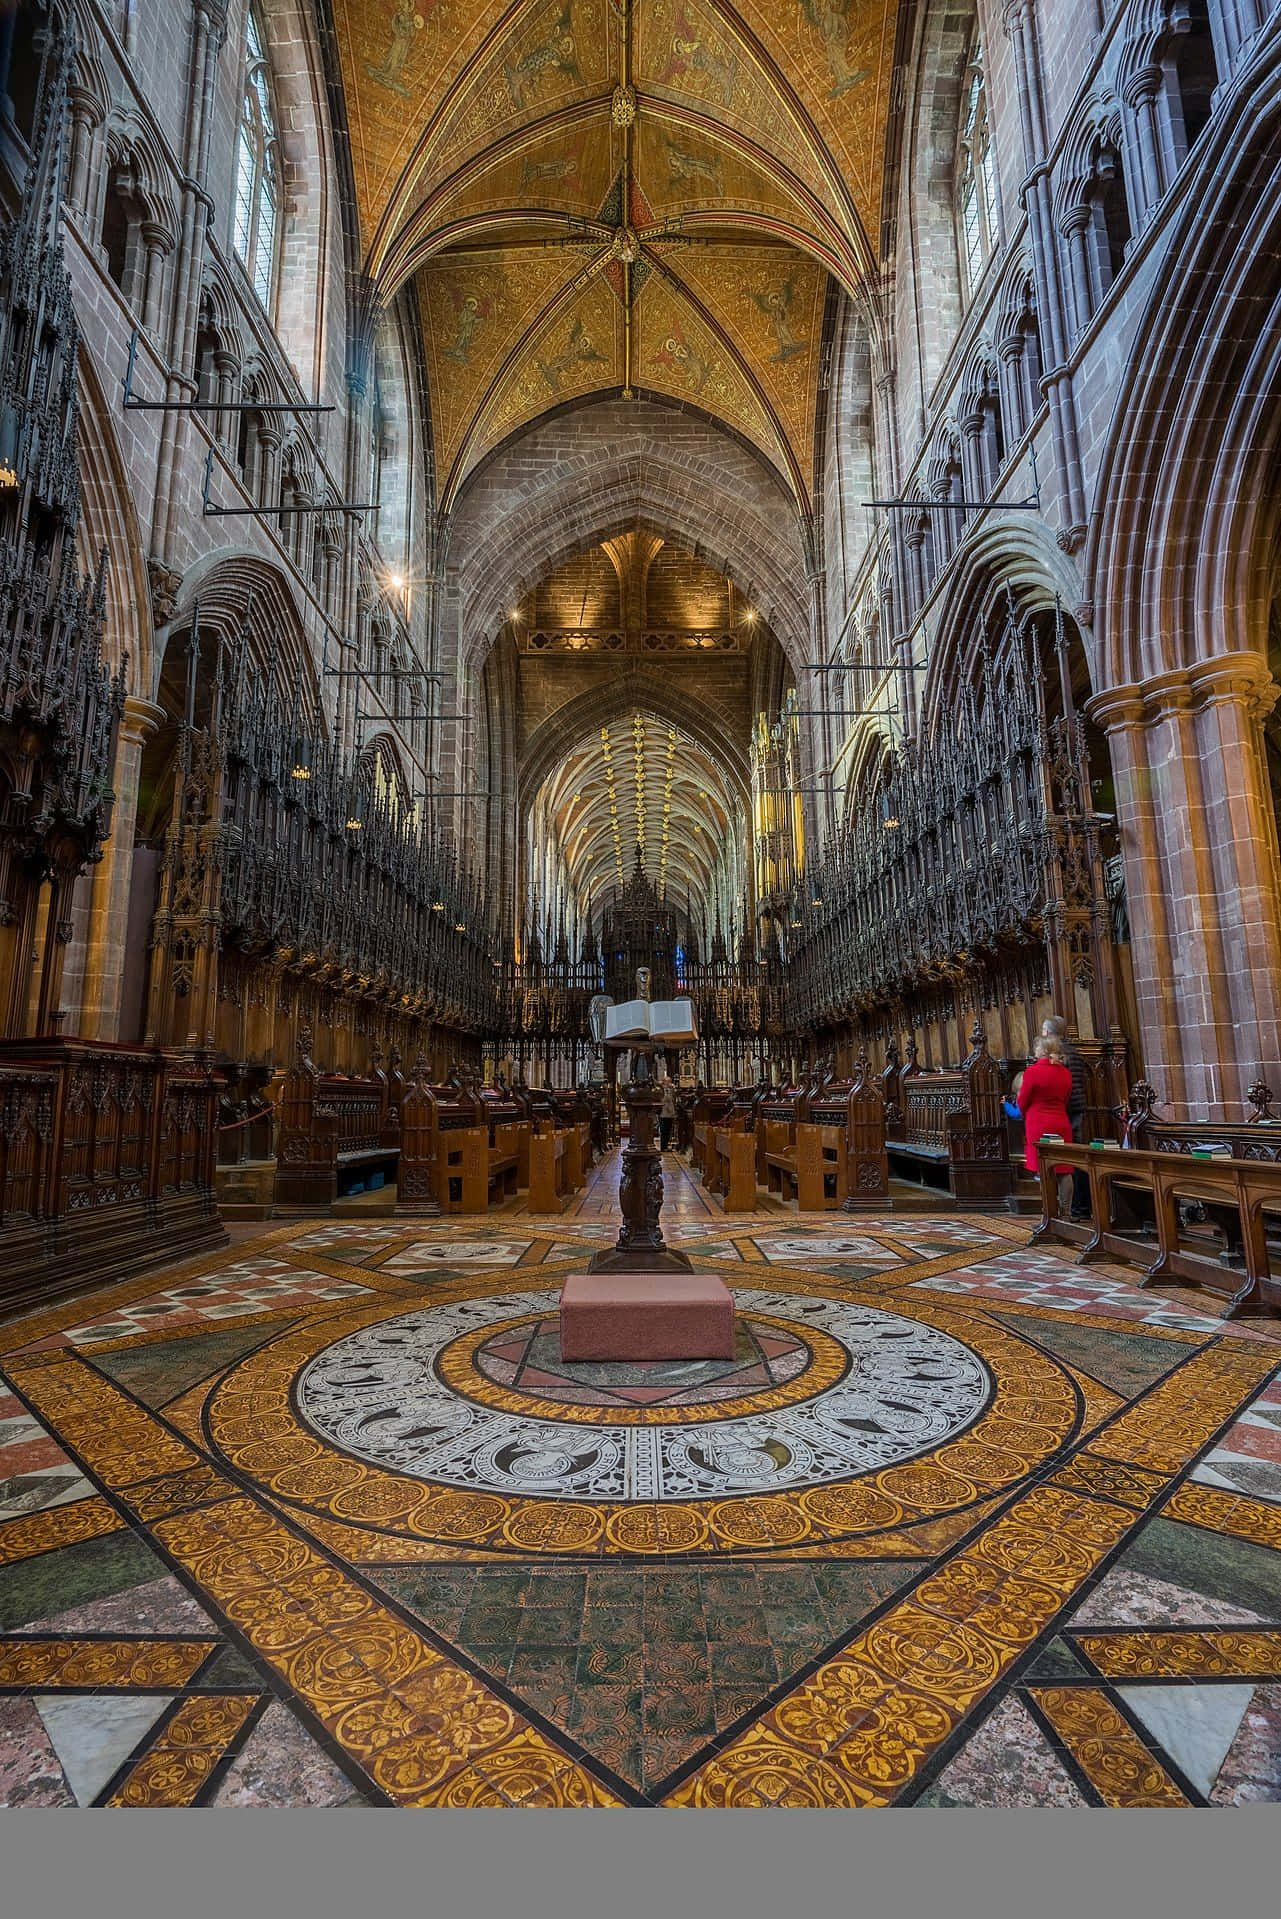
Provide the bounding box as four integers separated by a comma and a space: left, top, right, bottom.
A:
1187, 650, 1280, 722
1088, 652, 1279, 733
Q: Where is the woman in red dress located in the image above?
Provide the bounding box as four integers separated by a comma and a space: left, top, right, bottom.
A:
1018, 1036, 1075, 1212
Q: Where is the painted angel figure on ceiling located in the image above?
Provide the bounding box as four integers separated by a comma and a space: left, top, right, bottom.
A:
504, 4, 581, 112
660, 8, 739, 108
801, 0, 870, 100
654, 328, 712, 396
365, 1, 433, 96
748, 280, 807, 364
660, 130, 723, 192
538, 318, 608, 393
444, 283, 500, 368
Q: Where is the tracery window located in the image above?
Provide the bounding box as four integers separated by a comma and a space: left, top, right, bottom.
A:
233, 6, 281, 311
956, 37, 1000, 299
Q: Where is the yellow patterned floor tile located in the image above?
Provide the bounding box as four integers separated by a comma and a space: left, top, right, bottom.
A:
1074, 1628, 1281, 1680
0, 1636, 216, 1690
1030, 1687, 1191, 1806
106, 1695, 260, 1807
0, 1496, 124, 1567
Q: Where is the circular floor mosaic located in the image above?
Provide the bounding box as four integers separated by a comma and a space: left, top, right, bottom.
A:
295, 1290, 991, 1503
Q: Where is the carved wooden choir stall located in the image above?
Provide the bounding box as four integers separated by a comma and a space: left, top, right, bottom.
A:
692, 1061, 890, 1212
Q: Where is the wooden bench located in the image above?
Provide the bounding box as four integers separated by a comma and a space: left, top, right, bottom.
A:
707, 1118, 758, 1211
477, 1088, 532, 1199
273, 1034, 399, 1209
886, 1025, 1012, 1209
393, 1069, 478, 1213
1060, 1076, 1281, 1264
804, 1060, 890, 1210
0, 1040, 226, 1314
756, 1088, 807, 1202
527, 1120, 588, 1214
1031, 1141, 1281, 1320
691, 1088, 732, 1180
548, 1090, 599, 1169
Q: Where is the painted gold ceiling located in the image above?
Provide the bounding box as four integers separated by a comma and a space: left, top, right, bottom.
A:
332, 2, 900, 508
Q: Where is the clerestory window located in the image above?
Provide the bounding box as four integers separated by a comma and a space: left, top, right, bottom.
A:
956, 37, 1000, 300
233, 6, 281, 311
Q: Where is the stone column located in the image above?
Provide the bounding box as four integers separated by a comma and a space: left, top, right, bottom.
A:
1059, 209, 1094, 341
213, 349, 239, 450
1124, 68, 1167, 220
140, 222, 172, 337
66, 88, 100, 218
1091, 652, 1281, 1116
77, 696, 167, 1042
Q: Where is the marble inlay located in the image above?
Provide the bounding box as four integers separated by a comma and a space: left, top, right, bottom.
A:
296, 1291, 990, 1503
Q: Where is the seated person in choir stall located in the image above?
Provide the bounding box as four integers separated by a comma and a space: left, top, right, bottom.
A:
659, 1074, 678, 1151
1018, 1035, 1076, 1215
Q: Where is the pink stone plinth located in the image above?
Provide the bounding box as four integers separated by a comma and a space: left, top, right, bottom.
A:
558, 1272, 736, 1362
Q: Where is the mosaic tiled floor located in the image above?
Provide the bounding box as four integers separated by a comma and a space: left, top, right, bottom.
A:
2, 1149, 1280, 1808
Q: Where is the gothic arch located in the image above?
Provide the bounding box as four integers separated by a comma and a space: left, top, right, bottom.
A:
74, 345, 150, 699
898, 0, 985, 396
164, 548, 320, 708
1088, 29, 1281, 689
448, 400, 812, 670
920, 519, 1086, 727
252, 0, 339, 396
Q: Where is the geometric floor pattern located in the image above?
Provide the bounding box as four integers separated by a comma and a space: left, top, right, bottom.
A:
1, 1150, 1279, 1806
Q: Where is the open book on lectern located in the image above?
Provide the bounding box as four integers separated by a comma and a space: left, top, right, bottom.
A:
603, 998, 699, 1045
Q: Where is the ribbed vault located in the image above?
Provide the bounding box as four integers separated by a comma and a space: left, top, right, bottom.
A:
330, 1, 900, 506
532, 707, 744, 925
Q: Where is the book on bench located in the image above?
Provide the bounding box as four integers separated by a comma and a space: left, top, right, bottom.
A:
604, 998, 699, 1046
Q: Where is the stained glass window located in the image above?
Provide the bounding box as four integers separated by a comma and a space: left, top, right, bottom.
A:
233, 7, 281, 311
956, 38, 999, 300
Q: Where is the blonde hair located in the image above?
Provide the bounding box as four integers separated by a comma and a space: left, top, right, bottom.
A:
1035, 1036, 1067, 1066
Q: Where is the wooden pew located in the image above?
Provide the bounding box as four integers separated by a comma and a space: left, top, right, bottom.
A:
549, 1089, 598, 1170
477, 1086, 531, 1198
1032, 1141, 1281, 1320
0, 1040, 226, 1314
886, 1025, 1013, 1209
706, 1120, 758, 1211
396, 1070, 488, 1214
756, 1085, 807, 1201
274, 1033, 399, 1209
802, 1058, 891, 1210
527, 1119, 588, 1213
691, 1087, 732, 1179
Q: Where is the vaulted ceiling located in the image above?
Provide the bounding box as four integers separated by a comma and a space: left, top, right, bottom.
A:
536, 709, 743, 917
330, 1, 900, 509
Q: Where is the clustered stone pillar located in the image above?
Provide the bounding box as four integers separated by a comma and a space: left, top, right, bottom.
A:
1092, 652, 1281, 1117
78, 697, 167, 1042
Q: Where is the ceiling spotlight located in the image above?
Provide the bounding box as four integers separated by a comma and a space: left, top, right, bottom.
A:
389, 573, 405, 591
